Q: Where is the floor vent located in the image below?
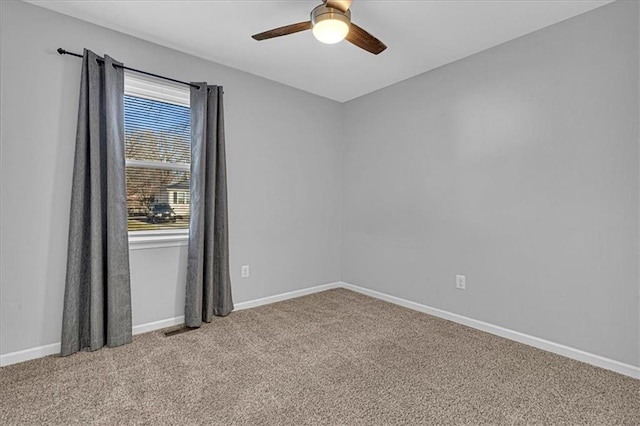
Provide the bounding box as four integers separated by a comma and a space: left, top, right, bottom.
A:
163, 327, 195, 337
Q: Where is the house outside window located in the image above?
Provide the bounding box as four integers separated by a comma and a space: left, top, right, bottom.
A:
124, 72, 191, 235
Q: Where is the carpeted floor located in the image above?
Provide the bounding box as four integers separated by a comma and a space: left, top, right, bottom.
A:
1, 288, 638, 425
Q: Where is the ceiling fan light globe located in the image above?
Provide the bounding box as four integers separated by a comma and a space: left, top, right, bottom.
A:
312, 19, 350, 44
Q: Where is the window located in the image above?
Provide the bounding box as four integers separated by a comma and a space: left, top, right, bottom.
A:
124, 72, 191, 235
175, 191, 189, 204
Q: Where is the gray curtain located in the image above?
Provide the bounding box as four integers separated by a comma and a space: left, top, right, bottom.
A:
61, 49, 132, 356
185, 84, 233, 327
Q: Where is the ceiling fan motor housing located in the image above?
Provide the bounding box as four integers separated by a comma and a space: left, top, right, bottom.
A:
311, 4, 351, 27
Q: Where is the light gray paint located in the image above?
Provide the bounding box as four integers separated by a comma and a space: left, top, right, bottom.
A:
1, 0, 639, 370
342, 0, 639, 367
0, 0, 342, 355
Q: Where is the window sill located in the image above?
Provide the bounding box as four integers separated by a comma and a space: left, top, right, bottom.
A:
128, 230, 189, 250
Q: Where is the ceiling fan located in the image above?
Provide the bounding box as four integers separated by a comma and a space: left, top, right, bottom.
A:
251, 0, 387, 55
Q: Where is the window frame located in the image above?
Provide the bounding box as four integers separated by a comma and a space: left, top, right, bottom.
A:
124, 71, 191, 250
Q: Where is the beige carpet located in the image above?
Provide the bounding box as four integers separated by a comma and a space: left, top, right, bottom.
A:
1, 289, 638, 425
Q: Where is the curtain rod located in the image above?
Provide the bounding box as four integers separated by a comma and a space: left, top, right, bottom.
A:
57, 48, 200, 89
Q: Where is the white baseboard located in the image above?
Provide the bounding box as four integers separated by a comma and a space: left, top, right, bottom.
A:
0, 281, 342, 368
0, 316, 186, 367
340, 282, 640, 380
0, 342, 61, 367
132, 315, 185, 335
234, 282, 342, 311
3, 280, 639, 380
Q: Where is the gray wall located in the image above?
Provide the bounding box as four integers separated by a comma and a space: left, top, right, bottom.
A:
342, 0, 639, 367
2, 0, 638, 369
0, 0, 343, 356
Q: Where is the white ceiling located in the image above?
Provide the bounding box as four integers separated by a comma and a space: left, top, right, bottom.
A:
26, 0, 613, 102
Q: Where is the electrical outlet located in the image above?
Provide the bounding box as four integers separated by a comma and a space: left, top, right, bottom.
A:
456, 275, 466, 290
241, 265, 250, 278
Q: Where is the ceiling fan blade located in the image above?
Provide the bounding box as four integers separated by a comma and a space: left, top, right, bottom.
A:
346, 23, 387, 55
324, 0, 352, 13
252, 21, 312, 41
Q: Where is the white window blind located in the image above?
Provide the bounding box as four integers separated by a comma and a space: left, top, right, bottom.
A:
124, 72, 191, 232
